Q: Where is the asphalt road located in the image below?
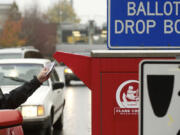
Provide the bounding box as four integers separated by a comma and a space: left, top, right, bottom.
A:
54, 81, 91, 135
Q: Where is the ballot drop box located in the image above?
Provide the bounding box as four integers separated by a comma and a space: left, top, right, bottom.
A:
54, 50, 180, 135
140, 60, 180, 135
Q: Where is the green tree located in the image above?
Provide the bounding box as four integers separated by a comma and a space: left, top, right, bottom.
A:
45, 0, 80, 24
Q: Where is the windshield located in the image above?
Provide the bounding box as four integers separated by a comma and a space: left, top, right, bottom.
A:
0, 64, 48, 86
0, 53, 22, 59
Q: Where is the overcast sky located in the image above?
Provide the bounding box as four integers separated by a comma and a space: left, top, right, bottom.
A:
0, 0, 107, 26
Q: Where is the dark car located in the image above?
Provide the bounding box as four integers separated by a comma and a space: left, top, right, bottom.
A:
64, 67, 79, 85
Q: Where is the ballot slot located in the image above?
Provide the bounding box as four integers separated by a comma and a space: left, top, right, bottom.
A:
147, 75, 174, 117
140, 61, 180, 135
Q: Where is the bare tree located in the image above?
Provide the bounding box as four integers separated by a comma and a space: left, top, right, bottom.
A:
8, 1, 21, 21
22, 6, 57, 57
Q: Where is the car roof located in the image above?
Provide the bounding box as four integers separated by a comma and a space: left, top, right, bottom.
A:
0, 47, 39, 54
73, 52, 90, 56
0, 59, 50, 65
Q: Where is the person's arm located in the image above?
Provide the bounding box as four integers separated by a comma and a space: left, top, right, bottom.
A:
0, 68, 49, 109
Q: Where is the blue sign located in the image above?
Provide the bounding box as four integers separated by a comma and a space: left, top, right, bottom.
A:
108, 0, 180, 49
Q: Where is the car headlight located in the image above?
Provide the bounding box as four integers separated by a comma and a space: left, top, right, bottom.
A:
64, 68, 73, 74
21, 105, 45, 118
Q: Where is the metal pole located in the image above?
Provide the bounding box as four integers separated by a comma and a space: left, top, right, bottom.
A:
88, 20, 94, 45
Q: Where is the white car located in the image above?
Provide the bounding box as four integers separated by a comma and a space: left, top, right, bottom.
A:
0, 59, 65, 135
0, 47, 43, 59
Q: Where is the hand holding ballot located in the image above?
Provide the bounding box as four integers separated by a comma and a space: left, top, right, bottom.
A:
45, 61, 55, 76
37, 61, 55, 83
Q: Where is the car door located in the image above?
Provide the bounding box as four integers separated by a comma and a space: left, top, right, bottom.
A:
51, 69, 64, 116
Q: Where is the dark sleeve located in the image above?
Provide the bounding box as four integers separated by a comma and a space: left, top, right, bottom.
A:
0, 76, 42, 109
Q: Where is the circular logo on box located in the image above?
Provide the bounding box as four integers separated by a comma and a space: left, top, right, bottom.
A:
116, 80, 139, 108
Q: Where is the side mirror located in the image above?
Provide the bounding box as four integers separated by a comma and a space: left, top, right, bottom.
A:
53, 82, 64, 90
0, 110, 23, 129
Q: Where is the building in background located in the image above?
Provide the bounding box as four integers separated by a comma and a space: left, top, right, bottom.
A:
59, 22, 107, 45
0, 4, 11, 32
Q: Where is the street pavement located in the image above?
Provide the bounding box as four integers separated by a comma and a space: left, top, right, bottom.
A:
54, 81, 91, 135
54, 66, 91, 135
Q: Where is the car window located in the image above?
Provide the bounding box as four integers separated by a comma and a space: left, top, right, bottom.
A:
53, 70, 60, 82
50, 69, 60, 83
50, 73, 56, 91
24, 51, 43, 58
0, 53, 22, 59
50, 73, 55, 83
0, 64, 48, 86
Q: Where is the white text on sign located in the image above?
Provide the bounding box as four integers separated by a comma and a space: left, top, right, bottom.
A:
115, 1, 180, 34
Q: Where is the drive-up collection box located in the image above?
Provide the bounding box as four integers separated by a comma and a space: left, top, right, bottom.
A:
54, 50, 180, 135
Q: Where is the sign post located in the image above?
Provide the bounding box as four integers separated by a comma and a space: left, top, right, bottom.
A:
108, 0, 180, 49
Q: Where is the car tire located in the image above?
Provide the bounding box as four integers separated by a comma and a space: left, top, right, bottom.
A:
65, 79, 70, 86
46, 112, 54, 135
53, 101, 65, 130
53, 111, 63, 130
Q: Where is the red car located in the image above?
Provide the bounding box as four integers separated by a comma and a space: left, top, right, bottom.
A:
0, 110, 24, 135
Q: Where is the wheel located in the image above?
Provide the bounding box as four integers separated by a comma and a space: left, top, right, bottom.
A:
46, 123, 53, 135
45, 112, 54, 135
53, 111, 63, 130
65, 79, 70, 86
53, 100, 65, 130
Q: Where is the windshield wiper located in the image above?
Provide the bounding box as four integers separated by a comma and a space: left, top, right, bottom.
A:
3, 76, 28, 83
